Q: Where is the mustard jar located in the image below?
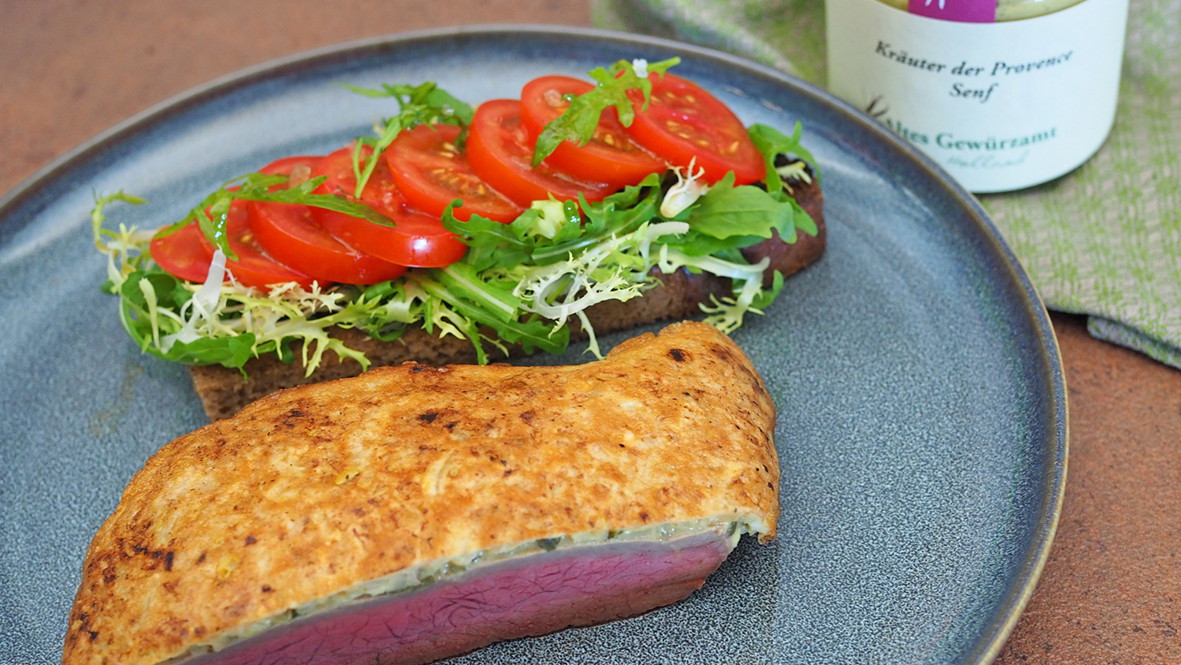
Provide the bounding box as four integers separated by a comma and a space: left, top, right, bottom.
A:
825, 0, 1130, 193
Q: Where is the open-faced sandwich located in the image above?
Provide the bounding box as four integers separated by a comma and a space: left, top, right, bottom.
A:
92, 58, 824, 419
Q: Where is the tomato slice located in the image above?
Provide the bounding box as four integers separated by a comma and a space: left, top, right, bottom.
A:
625, 73, 765, 185
466, 99, 618, 208
150, 184, 313, 288
385, 124, 522, 223
520, 75, 666, 187
310, 147, 467, 268
246, 155, 407, 285
197, 199, 317, 289
311, 147, 402, 217
150, 222, 215, 283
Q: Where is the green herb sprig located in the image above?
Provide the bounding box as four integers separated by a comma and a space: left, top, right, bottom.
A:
342, 82, 474, 197
530, 57, 680, 167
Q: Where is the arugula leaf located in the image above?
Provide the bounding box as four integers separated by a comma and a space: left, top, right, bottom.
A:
531, 57, 680, 166
442, 203, 538, 272
686, 172, 795, 241
230, 178, 392, 225
161, 332, 264, 369
343, 82, 473, 196
157, 171, 396, 259
416, 268, 569, 361
441, 179, 665, 273
745, 122, 822, 240
748, 122, 821, 194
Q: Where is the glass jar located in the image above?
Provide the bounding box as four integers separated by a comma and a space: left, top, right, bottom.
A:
825, 0, 1130, 193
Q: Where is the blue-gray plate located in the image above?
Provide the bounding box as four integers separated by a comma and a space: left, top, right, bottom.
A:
0, 25, 1066, 665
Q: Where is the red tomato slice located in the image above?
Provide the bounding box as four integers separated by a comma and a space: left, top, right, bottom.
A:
150, 222, 215, 283
385, 124, 522, 223
246, 155, 407, 285
311, 147, 402, 216
466, 99, 618, 207
310, 147, 467, 268
519, 75, 665, 187
197, 199, 317, 289
625, 73, 765, 185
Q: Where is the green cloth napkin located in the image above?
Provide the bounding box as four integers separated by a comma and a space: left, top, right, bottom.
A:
593, 0, 1181, 369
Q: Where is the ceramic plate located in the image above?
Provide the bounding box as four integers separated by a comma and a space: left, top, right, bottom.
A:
0, 26, 1066, 665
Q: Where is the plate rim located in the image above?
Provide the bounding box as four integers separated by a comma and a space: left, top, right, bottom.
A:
0, 23, 1068, 665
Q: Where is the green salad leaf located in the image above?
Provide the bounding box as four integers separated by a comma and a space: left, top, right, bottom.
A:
155, 171, 393, 260
341, 81, 474, 196
748, 122, 821, 192
531, 57, 680, 166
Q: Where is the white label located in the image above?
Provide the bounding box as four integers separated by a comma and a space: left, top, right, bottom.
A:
825, 0, 1129, 193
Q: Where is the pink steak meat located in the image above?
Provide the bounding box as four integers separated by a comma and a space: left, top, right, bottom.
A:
185, 529, 737, 665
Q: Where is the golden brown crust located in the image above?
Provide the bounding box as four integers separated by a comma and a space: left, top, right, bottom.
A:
189, 176, 825, 421
63, 321, 778, 665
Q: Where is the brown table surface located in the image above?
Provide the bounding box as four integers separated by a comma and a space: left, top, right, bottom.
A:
4, 2, 1178, 663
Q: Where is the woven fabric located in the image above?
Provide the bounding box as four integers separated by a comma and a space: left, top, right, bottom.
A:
592, 0, 1181, 368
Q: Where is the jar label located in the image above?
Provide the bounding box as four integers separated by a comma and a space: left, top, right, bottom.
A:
907, 0, 997, 23
825, 0, 1129, 192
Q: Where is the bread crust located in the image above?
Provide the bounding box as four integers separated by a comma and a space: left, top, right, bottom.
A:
189, 174, 825, 420
63, 321, 779, 665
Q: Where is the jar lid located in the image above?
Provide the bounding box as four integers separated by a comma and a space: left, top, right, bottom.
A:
879, 0, 1087, 22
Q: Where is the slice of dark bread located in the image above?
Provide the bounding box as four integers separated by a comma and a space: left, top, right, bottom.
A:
189, 176, 825, 420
